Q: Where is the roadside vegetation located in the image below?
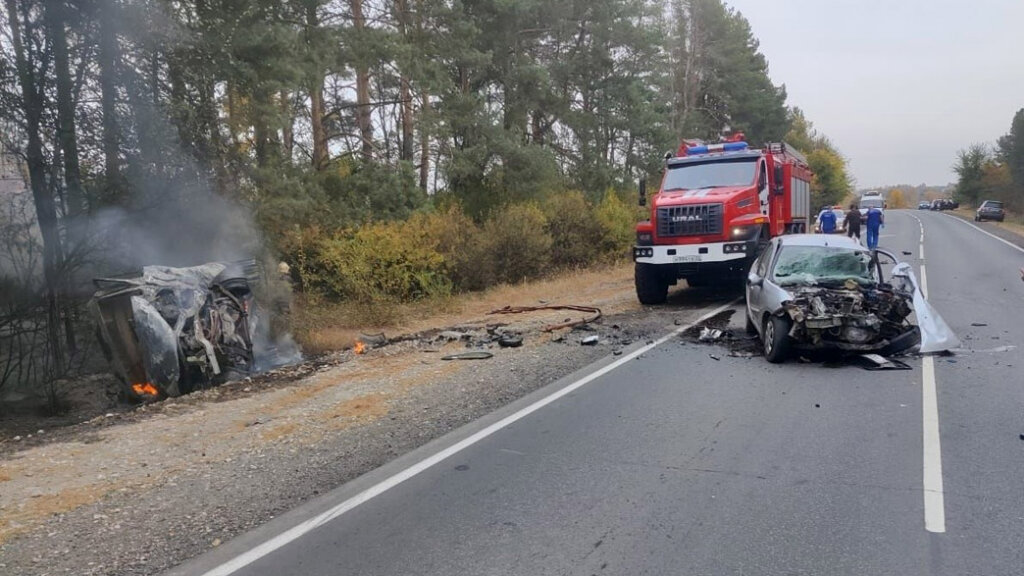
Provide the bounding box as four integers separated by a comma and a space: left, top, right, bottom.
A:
952, 108, 1024, 212
0, 0, 854, 409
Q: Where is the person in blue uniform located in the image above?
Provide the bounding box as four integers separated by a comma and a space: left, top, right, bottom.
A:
865, 206, 884, 250
818, 208, 837, 234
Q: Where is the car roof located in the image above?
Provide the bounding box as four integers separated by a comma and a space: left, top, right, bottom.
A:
774, 234, 867, 250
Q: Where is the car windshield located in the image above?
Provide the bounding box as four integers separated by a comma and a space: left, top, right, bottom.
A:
772, 246, 876, 287
662, 158, 756, 190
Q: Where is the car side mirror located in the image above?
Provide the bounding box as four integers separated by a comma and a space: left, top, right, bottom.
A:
638, 178, 647, 207
747, 273, 763, 287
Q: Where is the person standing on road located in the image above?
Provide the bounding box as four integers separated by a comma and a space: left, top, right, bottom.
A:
818, 208, 837, 234
845, 203, 862, 243
865, 205, 884, 250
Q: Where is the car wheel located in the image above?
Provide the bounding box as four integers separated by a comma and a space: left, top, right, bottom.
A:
763, 315, 791, 363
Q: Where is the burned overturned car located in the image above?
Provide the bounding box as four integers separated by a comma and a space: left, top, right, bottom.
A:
745, 235, 958, 363
91, 260, 278, 400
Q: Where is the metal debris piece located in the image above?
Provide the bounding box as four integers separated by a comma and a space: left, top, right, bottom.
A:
970, 322, 988, 327
359, 332, 388, 347
698, 327, 724, 342
612, 349, 623, 356
497, 333, 523, 348
709, 353, 721, 361
856, 353, 912, 370
488, 304, 602, 332
902, 251, 913, 255
581, 335, 599, 346
441, 351, 494, 361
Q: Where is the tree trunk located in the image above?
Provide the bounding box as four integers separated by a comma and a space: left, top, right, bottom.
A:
7, 0, 66, 372
415, 0, 428, 191
97, 0, 120, 186
45, 1, 85, 221
395, 0, 414, 162
350, 0, 373, 161
306, 1, 328, 170
281, 90, 294, 161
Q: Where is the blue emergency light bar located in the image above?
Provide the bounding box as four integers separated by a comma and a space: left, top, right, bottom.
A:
686, 141, 749, 155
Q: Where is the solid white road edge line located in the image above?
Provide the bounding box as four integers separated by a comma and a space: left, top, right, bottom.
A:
915, 214, 945, 534
942, 213, 1024, 255
200, 299, 742, 576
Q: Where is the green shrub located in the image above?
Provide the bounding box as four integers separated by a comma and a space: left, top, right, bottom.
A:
542, 191, 604, 267
290, 221, 451, 304
482, 203, 552, 284
415, 206, 493, 291
595, 189, 637, 259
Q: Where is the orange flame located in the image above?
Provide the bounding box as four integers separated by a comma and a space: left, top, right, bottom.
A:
354, 341, 366, 355
132, 382, 159, 397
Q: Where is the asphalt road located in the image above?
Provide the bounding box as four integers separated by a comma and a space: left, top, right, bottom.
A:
171, 210, 1024, 576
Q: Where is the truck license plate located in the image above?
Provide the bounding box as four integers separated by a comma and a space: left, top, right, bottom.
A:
673, 255, 701, 263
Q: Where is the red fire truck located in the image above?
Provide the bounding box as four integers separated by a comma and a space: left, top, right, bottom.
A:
632, 135, 812, 304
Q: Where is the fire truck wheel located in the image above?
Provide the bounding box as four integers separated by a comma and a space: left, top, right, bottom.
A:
635, 263, 669, 305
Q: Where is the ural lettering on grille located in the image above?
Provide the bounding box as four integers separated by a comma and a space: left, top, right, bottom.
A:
656, 204, 723, 237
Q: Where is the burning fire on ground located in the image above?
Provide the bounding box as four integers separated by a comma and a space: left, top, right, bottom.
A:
132, 382, 159, 397
353, 341, 366, 355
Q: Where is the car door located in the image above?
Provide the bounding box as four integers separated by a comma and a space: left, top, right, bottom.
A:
746, 239, 777, 327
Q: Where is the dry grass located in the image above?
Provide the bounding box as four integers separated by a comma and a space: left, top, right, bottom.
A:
293, 262, 637, 354
325, 394, 390, 430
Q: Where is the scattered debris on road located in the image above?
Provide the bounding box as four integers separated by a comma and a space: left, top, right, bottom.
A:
970, 322, 988, 327
580, 335, 600, 346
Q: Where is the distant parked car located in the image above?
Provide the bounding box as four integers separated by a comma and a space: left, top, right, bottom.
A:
975, 200, 1005, 222
918, 201, 931, 210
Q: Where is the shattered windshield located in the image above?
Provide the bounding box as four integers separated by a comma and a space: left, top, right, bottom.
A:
662, 158, 756, 190
772, 246, 875, 287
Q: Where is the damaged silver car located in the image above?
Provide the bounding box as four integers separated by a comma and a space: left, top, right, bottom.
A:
745, 235, 958, 363
91, 260, 267, 400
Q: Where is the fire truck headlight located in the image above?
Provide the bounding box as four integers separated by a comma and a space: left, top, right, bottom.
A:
730, 225, 760, 240
636, 231, 653, 245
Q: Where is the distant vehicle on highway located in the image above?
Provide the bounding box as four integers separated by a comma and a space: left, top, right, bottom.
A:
745, 235, 939, 363
975, 200, 1005, 222
858, 194, 885, 217
918, 201, 931, 210
930, 198, 958, 211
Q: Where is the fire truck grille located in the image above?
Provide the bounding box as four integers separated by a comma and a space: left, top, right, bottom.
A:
656, 203, 724, 237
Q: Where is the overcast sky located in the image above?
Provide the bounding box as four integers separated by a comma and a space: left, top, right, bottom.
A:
723, 0, 1024, 188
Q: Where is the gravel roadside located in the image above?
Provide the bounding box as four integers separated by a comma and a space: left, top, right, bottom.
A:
0, 276, 736, 575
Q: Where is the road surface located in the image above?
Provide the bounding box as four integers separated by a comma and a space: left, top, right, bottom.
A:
170, 210, 1024, 576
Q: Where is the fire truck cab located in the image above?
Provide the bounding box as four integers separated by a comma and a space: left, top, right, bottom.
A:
632, 136, 812, 304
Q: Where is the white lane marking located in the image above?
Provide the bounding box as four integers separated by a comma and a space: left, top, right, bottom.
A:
200, 300, 741, 576
915, 214, 946, 534
922, 355, 946, 533
942, 213, 1024, 255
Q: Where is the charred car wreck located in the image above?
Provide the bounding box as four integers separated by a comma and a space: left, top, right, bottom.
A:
746, 235, 958, 362
92, 260, 270, 400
